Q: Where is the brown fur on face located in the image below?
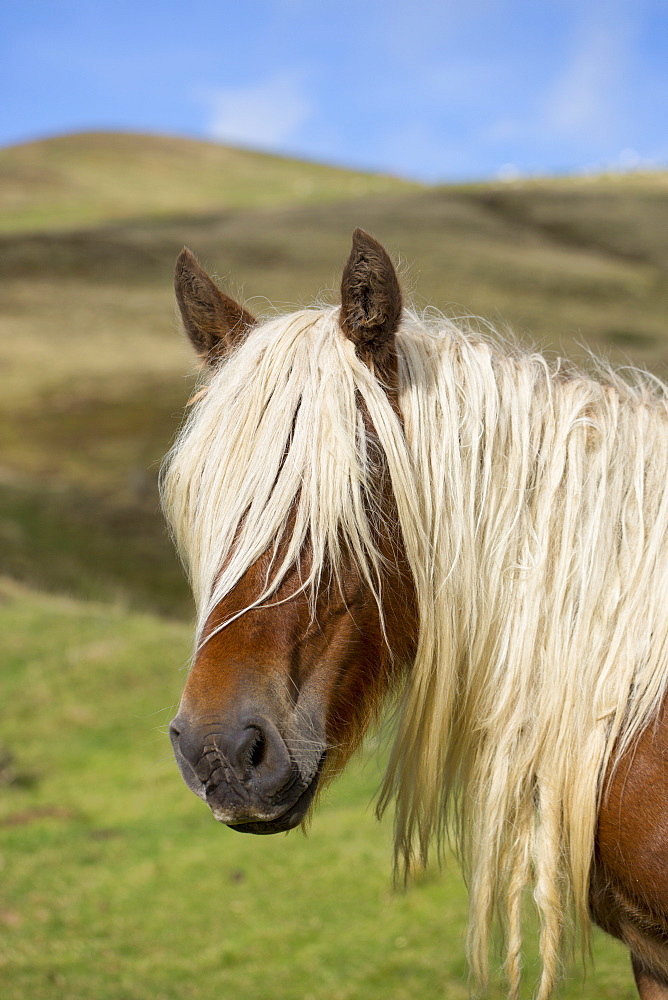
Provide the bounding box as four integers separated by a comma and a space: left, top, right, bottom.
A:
179, 441, 418, 794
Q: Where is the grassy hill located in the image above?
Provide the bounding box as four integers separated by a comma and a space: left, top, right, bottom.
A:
0, 132, 666, 615
0, 131, 420, 233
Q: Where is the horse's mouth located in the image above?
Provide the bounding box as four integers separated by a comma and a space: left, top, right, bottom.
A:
226, 755, 324, 835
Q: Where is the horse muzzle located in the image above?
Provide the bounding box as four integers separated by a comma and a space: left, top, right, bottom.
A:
169, 712, 324, 833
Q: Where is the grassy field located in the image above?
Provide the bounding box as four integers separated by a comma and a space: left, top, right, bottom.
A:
0, 132, 667, 997
0, 582, 638, 999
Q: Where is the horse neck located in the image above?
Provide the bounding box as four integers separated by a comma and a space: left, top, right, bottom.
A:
399, 332, 668, 606
391, 328, 668, 756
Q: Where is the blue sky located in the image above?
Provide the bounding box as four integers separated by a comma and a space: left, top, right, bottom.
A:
2, 0, 666, 181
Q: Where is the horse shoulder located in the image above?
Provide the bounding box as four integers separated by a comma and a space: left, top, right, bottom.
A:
593, 697, 668, 991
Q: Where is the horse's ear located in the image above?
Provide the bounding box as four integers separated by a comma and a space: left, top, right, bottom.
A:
175, 248, 256, 366
340, 229, 402, 366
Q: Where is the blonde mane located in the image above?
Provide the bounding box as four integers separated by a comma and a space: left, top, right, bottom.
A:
162, 305, 668, 999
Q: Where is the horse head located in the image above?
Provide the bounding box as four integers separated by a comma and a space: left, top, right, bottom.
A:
166, 231, 417, 834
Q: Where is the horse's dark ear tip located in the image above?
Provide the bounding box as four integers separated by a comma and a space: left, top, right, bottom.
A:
351, 228, 376, 250
175, 247, 194, 281
176, 246, 195, 266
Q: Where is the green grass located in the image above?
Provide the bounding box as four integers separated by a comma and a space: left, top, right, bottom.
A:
0, 582, 638, 999
0, 481, 190, 618
0, 132, 420, 233
0, 373, 192, 616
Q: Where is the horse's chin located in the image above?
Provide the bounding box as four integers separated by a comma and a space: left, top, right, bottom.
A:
225, 758, 323, 835
227, 813, 303, 835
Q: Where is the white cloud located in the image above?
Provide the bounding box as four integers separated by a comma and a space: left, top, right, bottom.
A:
474, 1, 645, 175
542, 20, 628, 142
205, 73, 312, 150
580, 147, 662, 175
496, 163, 522, 182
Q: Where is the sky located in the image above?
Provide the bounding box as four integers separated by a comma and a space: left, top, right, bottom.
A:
2, 0, 667, 182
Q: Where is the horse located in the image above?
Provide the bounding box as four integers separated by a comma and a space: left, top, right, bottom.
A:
163, 230, 668, 1000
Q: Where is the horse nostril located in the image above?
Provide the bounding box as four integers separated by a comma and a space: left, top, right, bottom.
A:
169, 718, 182, 743
247, 729, 266, 771
237, 726, 267, 775
233, 720, 292, 795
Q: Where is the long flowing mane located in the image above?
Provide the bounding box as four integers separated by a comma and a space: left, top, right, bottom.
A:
162, 305, 668, 999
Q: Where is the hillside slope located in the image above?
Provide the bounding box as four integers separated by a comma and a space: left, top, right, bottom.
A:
0, 140, 666, 615
0, 131, 420, 233
2, 173, 666, 395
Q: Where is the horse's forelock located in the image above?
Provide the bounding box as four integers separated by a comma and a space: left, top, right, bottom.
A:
161, 307, 404, 641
